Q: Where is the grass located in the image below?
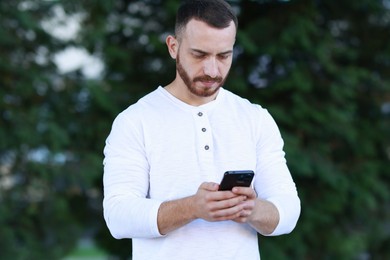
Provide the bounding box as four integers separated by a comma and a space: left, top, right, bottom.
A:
63, 238, 108, 260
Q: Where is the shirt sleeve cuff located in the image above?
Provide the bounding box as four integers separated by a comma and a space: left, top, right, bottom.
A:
264, 195, 300, 236
149, 200, 165, 237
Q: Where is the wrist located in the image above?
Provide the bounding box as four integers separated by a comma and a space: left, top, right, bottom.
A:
185, 195, 198, 220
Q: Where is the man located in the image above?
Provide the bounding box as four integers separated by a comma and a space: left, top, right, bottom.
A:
103, 0, 300, 259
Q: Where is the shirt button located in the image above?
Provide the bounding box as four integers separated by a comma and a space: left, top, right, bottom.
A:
204, 145, 209, 150
202, 128, 207, 132
198, 112, 203, 117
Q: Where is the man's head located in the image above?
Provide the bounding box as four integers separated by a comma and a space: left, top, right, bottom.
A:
175, 0, 238, 42
166, 0, 238, 103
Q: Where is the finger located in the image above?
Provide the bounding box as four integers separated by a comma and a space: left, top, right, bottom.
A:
211, 191, 242, 201
210, 201, 247, 218
233, 217, 248, 223
237, 200, 255, 212
232, 187, 256, 198
210, 195, 247, 211
212, 210, 243, 221
232, 210, 252, 223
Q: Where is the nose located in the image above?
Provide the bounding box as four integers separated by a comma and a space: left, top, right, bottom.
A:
203, 57, 219, 78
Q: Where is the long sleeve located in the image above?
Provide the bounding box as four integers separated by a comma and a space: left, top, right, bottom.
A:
103, 111, 163, 239
254, 108, 301, 236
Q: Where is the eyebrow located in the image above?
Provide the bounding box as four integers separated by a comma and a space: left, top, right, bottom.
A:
190, 48, 233, 56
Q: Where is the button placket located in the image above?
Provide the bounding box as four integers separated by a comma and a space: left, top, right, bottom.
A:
193, 110, 216, 181
195, 111, 212, 152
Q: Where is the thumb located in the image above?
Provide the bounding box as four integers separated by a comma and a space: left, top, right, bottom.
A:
200, 182, 219, 191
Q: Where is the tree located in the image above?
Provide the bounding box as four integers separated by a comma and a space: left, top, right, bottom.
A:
0, 1, 101, 258
235, 0, 390, 258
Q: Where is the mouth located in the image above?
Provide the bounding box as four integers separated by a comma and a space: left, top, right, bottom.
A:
194, 76, 222, 88
199, 80, 219, 88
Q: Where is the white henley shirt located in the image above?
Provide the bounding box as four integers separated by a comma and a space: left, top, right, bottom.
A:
103, 86, 300, 260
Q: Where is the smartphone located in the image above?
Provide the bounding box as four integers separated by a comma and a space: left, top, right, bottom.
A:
218, 170, 254, 191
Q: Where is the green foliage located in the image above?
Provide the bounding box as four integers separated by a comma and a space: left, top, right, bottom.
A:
0, 0, 389, 259
236, 0, 390, 258
0, 0, 101, 258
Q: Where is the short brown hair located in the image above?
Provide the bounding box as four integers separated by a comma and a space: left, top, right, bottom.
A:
175, 0, 238, 39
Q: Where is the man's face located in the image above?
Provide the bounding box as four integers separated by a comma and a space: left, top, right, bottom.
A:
174, 19, 236, 99
176, 53, 223, 97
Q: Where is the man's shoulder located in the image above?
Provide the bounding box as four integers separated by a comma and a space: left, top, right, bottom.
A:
112, 87, 164, 123
122, 87, 165, 111
221, 88, 264, 111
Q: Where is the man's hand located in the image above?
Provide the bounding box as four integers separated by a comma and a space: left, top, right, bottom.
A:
192, 182, 251, 222
230, 186, 257, 223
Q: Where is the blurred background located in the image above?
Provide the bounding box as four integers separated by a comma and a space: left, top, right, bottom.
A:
1, 0, 389, 259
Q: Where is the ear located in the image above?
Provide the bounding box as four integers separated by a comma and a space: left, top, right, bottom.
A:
166, 35, 178, 59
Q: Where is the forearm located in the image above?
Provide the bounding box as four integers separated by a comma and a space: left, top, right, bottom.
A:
247, 192, 300, 236
157, 195, 197, 235
248, 198, 280, 235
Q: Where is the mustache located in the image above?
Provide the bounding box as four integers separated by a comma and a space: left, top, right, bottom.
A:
193, 75, 223, 83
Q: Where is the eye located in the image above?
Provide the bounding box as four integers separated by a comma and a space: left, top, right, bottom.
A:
193, 53, 206, 59
218, 53, 231, 60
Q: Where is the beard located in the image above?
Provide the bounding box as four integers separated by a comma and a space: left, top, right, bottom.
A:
176, 54, 228, 98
